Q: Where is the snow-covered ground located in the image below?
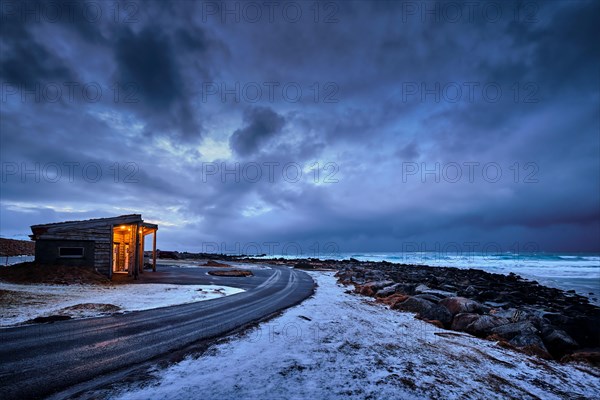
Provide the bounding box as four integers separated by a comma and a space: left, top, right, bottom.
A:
0, 282, 244, 327
89, 271, 600, 400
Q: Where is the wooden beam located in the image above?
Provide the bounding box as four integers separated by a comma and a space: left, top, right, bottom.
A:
109, 225, 113, 279
152, 230, 157, 272
140, 231, 144, 274
133, 222, 140, 280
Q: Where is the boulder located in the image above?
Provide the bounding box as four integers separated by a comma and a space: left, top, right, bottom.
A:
540, 325, 579, 358
415, 284, 456, 298
413, 293, 443, 303
395, 297, 453, 326
561, 351, 600, 366
355, 280, 394, 296
462, 285, 478, 297
396, 283, 417, 295
509, 333, 552, 359
490, 321, 538, 340
376, 283, 401, 298
451, 313, 480, 331
490, 308, 531, 322
439, 297, 485, 316
377, 294, 409, 309
451, 314, 510, 336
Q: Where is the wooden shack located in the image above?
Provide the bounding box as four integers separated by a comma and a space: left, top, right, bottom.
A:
30, 214, 158, 279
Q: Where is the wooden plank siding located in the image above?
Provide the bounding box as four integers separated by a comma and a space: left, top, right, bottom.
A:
30, 214, 157, 279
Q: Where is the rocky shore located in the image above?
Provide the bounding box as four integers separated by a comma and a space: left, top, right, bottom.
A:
242, 257, 600, 365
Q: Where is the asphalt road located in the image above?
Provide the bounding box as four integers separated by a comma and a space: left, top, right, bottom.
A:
0, 264, 314, 399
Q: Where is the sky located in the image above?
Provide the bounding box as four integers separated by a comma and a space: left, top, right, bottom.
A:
1, 0, 599, 255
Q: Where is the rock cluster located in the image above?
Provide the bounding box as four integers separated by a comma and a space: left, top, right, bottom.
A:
333, 262, 599, 363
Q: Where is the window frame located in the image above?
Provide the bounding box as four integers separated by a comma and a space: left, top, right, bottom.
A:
58, 247, 85, 258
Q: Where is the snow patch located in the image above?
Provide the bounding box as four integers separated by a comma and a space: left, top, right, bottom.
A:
93, 272, 600, 400
0, 282, 244, 327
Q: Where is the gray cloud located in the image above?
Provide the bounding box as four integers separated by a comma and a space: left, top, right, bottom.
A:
0, 0, 598, 251
229, 107, 286, 156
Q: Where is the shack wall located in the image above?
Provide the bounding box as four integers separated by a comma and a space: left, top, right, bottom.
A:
33, 224, 113, 277
34, 239, 96, 267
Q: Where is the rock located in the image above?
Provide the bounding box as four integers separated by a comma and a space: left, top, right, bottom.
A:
355, 284, 374, 296
451, 313, 480, 331
540, 325, 579, 358
376, 283, 401, 298
490, 321, 538, 340
561, 351, 600, 366
395, 297, 453, 326
491, 308, 531, 322
414, 284, 456, 298
457, 314, 509, 337
413, 293, 443, 303
507, 272, 520, 281
542, 312, 570, 326
395, 283, 417, 295
377, 294, 410, 309
463, 285, 478, 297
355, 280, 395, 297
439, 297, 486, 316
424, 319, 445, 329
509, 333, 552, 359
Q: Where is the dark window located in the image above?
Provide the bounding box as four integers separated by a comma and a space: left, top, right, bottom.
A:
59, 247, 84, 258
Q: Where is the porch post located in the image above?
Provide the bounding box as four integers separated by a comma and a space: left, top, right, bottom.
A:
139, 231, 144, 274
152, 230, 157, 272
133, 223, 140, 280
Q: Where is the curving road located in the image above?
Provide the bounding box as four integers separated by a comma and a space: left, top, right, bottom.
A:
0, 264, 314, 399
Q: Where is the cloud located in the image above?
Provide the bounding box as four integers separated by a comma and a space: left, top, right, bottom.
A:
0, 0, 598, 251
229, 107, 286, 156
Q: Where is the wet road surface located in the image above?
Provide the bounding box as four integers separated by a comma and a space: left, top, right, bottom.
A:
0, 264, 314, 399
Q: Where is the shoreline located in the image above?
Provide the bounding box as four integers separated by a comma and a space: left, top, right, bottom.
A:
199, 253, 600, 304
199, 255, 600, 364
80, 271, 600, 399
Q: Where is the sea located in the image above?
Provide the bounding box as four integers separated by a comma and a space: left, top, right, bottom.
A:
256, 252, 600, 304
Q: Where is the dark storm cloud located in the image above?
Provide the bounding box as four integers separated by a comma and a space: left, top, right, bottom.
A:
114, 28, 182, 110
229, 107, 286, 156
112, 26, 201, 138
0, 5, 74, 88
1, 0, 598, 251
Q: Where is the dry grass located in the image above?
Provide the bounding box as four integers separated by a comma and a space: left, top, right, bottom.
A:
0, 262, 111, 285
204, 260, 232, 267
208, 269, 253, 277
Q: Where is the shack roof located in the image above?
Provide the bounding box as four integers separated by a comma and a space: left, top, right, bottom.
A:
30, 214, 157, 240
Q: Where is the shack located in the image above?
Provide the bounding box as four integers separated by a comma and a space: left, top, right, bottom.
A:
29, 214, 158, 279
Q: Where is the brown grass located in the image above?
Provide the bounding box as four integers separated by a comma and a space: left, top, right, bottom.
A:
208, 269, 253, 277
0, 262, 111, 285
0, 238, 35, 257
204, 260, 231, 267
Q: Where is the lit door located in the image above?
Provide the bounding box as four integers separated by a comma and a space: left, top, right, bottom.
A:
124, 244, 130, 272
112, 243, 119, 271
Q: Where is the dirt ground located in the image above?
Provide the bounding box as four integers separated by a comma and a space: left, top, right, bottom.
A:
0, 262, 111, 285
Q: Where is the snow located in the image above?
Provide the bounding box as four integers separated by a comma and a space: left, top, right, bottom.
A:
0, 282, 244, 327
91, 272, 600, 400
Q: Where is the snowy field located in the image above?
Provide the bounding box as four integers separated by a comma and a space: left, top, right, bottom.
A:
0, 282, 244, 327
89, 271, 600, 400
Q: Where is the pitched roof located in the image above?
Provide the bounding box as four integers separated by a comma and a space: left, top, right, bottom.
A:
31, 214, 143, 229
